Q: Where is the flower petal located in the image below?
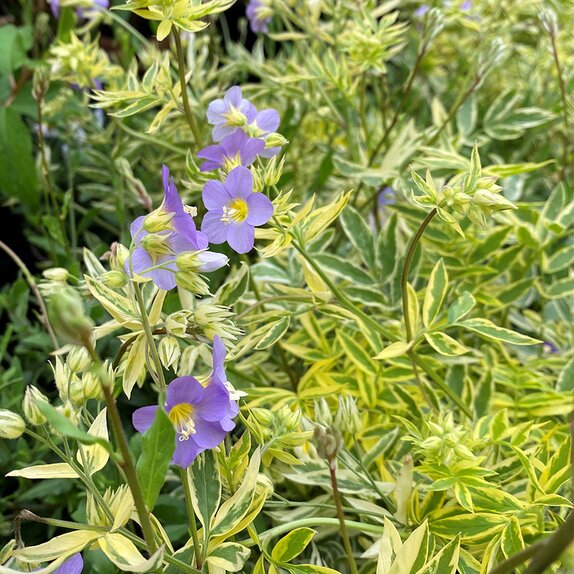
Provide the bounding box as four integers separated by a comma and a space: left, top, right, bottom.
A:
197, 382, 231, 422
197, 144, 225, 164
193, 418, 228, 449
246, 193, 273, 226
212, 335, 227, 383
226, 221, 255, 254
172, 438, 202, 468
129, 215, 146, 240
203, 180, 230, 210
206, 99, 226, 124
201, 210, 227, 244
226, 166, 252, 199
240, 138, 266, 165
165, 376, 204, 411
132, 406, 158, 434
54, 553, 84, 574
125, 245, 152, 277
224, 86, 242, 107
213, 124, 237, 142
256, 108, 280, 134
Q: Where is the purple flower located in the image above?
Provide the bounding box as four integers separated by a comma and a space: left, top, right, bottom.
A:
248, 108, 281, 158
378, 186, 396, 207
246, 0, 271, 34
461, 0, 472, 10
207, 86, 257, 142
126, 166, 227, 291
415, 4, 430, 17
54, 554, 83, 574
133, 376, 235, 468
198, 130, 266, 172
543, 341, 560, 354
49, 0, 108, 17
211, 335, 240, 430
201, 166, 274, 254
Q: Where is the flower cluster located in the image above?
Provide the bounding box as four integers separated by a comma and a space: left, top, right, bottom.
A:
246, 0, 272, 34
133, 336, 238, 467
199, 86, 281, 253
126, 165, 228, 290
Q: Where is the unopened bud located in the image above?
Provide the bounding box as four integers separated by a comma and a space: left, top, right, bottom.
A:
141, 232, 173, 256
165, 311, 189, 337
52, 356, 72, 401
22, 386, 49, 425
143, 208, 174, 233
48, 288, 94, 347
0, 410, 25, 439
82, 363, 112, 401
277, 406, 301, 431
313, 425, 342, 463
265, 132, 288, 149
101, 270, 128, 288
251, 408, 275, 427
67, 346, 92, 373
250, 166, 264, 192
175, 271, 210, 295
335, 396, 362, 435
313, 398, 332, 426
32, 66, 50, 101
56, 401, 78, 427
263, 155, 285, 187
176, 250, 228, 273
158, 336, 181, 370
109, 242, 129, 271
42, 267, 69, 282
69, 375, 86, 406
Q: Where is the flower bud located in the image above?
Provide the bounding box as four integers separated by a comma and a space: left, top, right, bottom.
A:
32, 66, 50, 101
335, 396, 362, 435
166, 311, 189, 337
67, 346, 92, 373
0, 410, 25, 439
277, 406, 301, 431
143, 208, 175, 233
250, 166, 264, 192
176, 250, 228, 273
48, 288, 94, 347
263, 155, 285, 187
313, 425, 342, 463
56, 401, 79, 427
251, 408, 275, 427
22, 386, 49, 425
109, 242, 129, 271
69, 375, 86, 406
51, 356, 72, 401
158, 336, 181, 370
42, 267, 69, 282
175, 271, 210, 295
313, 398, 332, 426
141, 232, 173, 256
265, 132, 288, 149
101, 270, 128, 289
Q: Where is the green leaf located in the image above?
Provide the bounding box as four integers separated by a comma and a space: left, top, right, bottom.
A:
36, 402, 110, 449
272, 528, 316, 563
417, 536, 460, 574
0, 108, 38, 207
207, 542, 251, 572
285, 566, 340, 574
388, 520, 429, 574
544, 244, 574, 274
340, 206, 376, 269
423, 259, 448, 328
378, 213, 399, 282
557, 356, 574, 392
136, 407, 175, 511
0, 25, 33, 73
432, 513, 507, 544
315, 253, 373, 285
337, 330, 377, 375
188, 450, 221, 532
254, 316, 291, 350
500, 516, 524, 559
216, 262, 250, 306
447, 292, 475, 324
543, 278, 574, 299
425, 332, 469, 356
458, 318, 541, 345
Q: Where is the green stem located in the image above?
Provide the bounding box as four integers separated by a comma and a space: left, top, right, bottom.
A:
401, 208, 437, 343
133, 283, 167, 392
0, 240, 57, 348
180, 467, 203, 570
329, 462, 359, 574
114, 119, 188, 155
173, 30, 202, 146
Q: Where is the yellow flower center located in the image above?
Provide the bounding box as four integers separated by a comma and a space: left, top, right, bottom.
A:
222, 198, 249, 224
222, 105, 247, 127
223, 153, 243, 173
168, 403, 196, 441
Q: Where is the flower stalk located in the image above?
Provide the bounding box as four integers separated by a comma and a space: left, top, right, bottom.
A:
180, 467, 203, 570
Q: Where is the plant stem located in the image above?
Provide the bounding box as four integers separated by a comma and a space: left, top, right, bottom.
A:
179, 467, 203, 570
173, 30, 202, 147
329, 462, 359, 574
401, 208, 437, 343
132, 283, 167, 392
0, 240, 57, 348
114, 119, 188, 156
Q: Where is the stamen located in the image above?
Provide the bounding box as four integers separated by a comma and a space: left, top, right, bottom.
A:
221, 198, 249, 224
168, 403, 196, 440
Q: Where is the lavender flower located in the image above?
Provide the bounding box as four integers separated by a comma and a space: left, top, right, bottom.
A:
49, 0, 108, 18
211, 335, 241, 430
543, 341, 560, 354
54, 554, 83, 574
133, 376, 235, 468
248, 108, 281, 158
378, 186, 396, 207
415, 4, 430, 17
246, 0, 272, 34
198, 130, 266, 172
206, 86, 257, 142
201, 166, 274, 254
126, 165, 227, 290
